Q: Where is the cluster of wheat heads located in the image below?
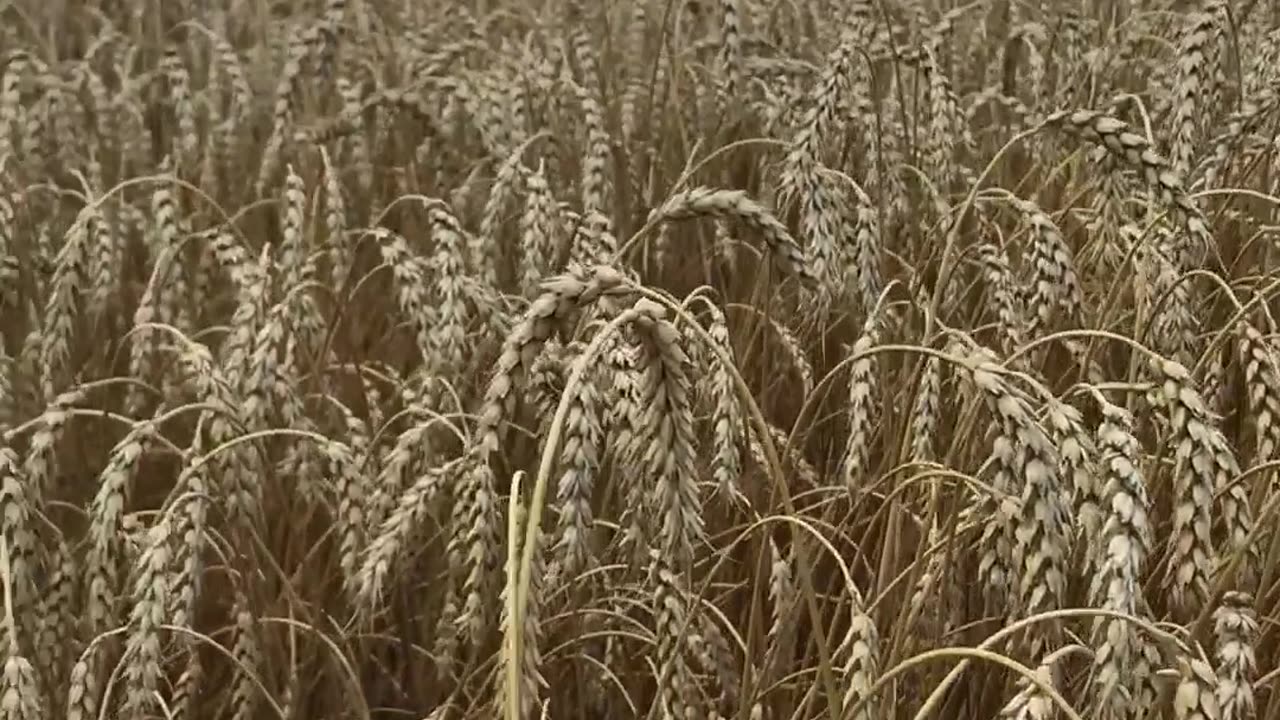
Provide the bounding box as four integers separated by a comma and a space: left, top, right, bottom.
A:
5, 0, 1280, 719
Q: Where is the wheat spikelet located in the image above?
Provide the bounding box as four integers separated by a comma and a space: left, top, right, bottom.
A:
279, 163, 311, 291
977, 243, 1025, 357
0, 53, 27, 160
719, 0, 742, 101
337, 75, 372, 193
1013, 197, 1083, 337
520, 159, 557, 296
427, 206, 471, 377
170, 646, 202, 720
1168, 10, 1219, 180
255, 26, 308, 196
363, 407, 436, 542
84, 420, 156, 636
1143, 229, 1198, 366
0, 198, 15, 315
576, 67, 611, 215
37, 210, 92, 402
1089, 399, 1154, 720
1042, 109, 1208, 268
688, 613, 738, 714
17, 387, 77, 528
837, 586, 879, 720
1213, 591, 1256, 720
0, 354, 11, 434
527, 340, 570, 430
968, 353, 1068, 652
162, 45, 197, 171
120, 518, 171, 719
1151, 357, 1255, 615
83, 168, 120, 327
0, 655, 38, 720
495, 502, 548, 720
477, 144, 527, 287
921, 45, 963, 190
373, 229, 436, 361
169, 452, 209, 632
1174, 654, 1221, 720
650, 187, 812, 282
764, 315, 814, 397
1239, 323, 1280, 505
762, 539, 797, 685
32, 537, 71, 695
1044, 399, 1100, 562
776, 26, 859, 290
910, 355, 941, 463
321, 437, 367, 599
840, 318, 879, 493
603, 332, 652, 562
629, 299, 703, 572
703, 302, 745, 505
548, 348, 602, 585
998, 647, 1078, 720
650, 548, 699, 720
65, 656, 97, 720
228, 593, 261, 720
355, 459, 455, 612
845, 196, 883, 313
570, 211, 619, 268
318, 147, 350, 292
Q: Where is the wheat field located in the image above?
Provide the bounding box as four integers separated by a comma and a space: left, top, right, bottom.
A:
2, 0, 1280, 719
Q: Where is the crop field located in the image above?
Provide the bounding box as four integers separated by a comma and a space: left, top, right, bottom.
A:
1, 0, 1279, 719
